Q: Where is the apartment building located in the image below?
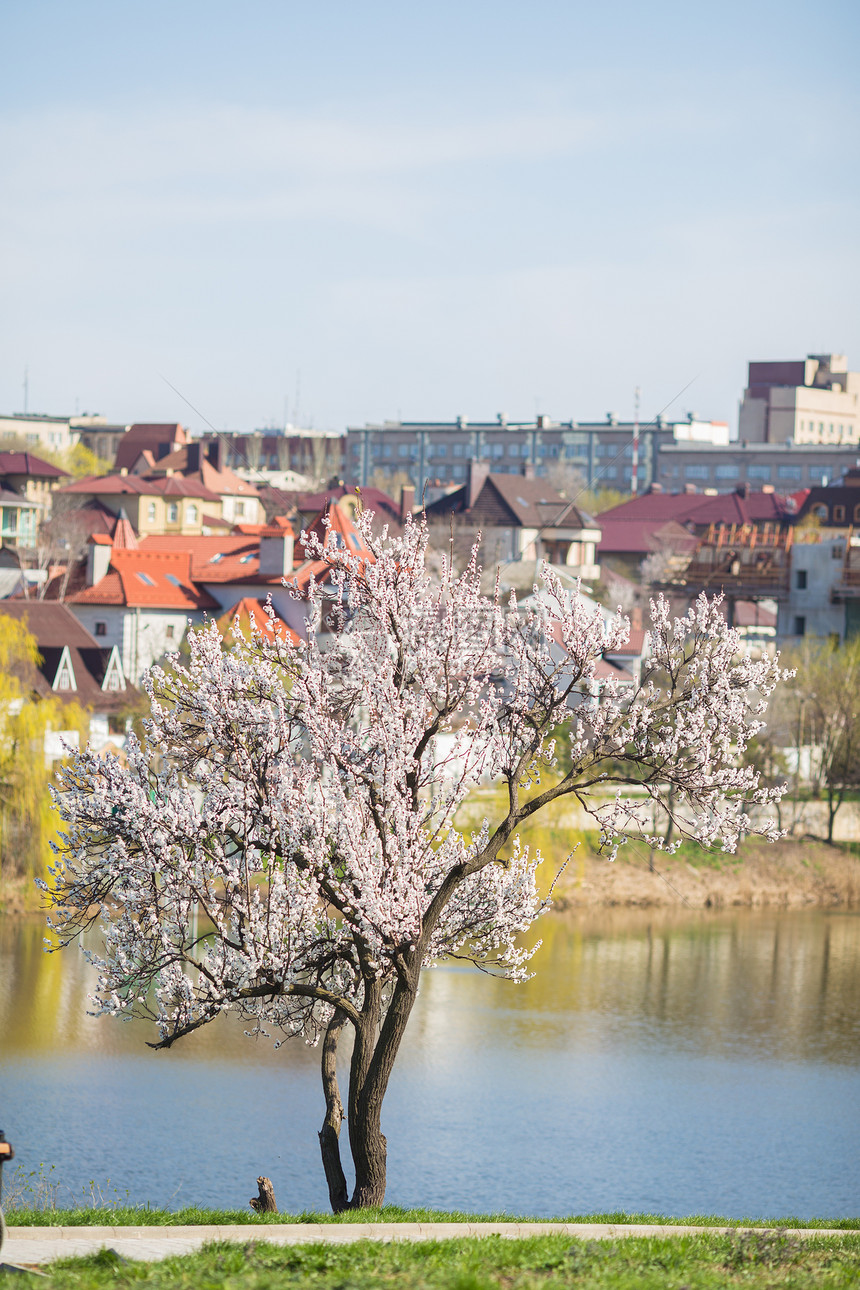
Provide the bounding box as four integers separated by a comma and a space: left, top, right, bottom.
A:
738, 354, 860, 445
347, 413, 728, 496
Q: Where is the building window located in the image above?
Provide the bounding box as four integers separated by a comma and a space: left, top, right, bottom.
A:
94, 621, 107, 637
793, 616, 806, 636
453, 443, 465, 458
812, 505, 828, 520
685, 465, 710, 480
186, 504, 198, 523
136, 571, 156, 586
167, 503, 179, 523
235, 501, 245, 517
834, 506, 846, 522
165, 624, 175, 640
714, 465, 739, 479
796, 570, 807, 590
452, 464, 466, 479
398, 444, 410, 458
602, 466, 617, 479
778, 465, 802, 481
492, 442, 504, 458
147, 502, 157, 522
854, 505, 860, 523
433, 443, 447, 458
747, 465, 772, 481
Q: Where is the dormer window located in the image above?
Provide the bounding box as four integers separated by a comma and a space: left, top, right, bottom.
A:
52, 646, 77, 693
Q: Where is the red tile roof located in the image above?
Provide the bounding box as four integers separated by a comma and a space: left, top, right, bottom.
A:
0, 452, 69, 478
597, 518, 699, 557
598, 489, 794, 527
58, 474, 221, 501
115, 424, 187, 471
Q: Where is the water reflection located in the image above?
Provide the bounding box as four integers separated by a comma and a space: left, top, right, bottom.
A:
1, 909, 858, 1217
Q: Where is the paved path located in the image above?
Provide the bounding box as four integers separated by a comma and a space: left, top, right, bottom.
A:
2, 1223, 854, 1266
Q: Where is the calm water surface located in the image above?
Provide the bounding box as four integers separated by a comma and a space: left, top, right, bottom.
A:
1, 909, 858, 1218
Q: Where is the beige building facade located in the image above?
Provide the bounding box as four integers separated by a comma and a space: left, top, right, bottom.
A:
739, 354, 860, 445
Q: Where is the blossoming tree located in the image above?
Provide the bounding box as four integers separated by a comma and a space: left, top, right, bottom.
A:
46, 515, 785, 1211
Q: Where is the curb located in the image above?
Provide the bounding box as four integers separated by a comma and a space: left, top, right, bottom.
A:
3, 1223, 855, 1265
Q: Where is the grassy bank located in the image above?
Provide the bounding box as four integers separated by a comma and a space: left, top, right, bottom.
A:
4, 1231, 860, 1289
5, 1206, 860, 1228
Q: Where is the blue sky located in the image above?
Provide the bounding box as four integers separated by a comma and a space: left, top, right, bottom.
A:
2, 0, 858, 434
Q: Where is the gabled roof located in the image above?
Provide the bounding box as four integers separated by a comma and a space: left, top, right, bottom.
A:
0, 602, 134, 711
57, 474, 221, 501
148, 445, 261, 498
0, 600, 102, 647
298, 500, 374, 562
216, 597, 302, 647
424, 473, 598, 532
597, 518, 698, 557
115, 423, 187, 472
597, 489, 794, 528
69, 550, 219, 610
140, 534, 262, 581
0, 452, 69, 479
59, 474, 163, 497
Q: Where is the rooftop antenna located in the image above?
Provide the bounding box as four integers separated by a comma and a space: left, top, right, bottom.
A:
631, 385, 640, 496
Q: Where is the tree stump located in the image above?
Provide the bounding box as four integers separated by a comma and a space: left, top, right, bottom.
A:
249, 1176, 277, 1213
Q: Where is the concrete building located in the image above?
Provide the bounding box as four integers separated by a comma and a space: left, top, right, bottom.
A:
738, 354, 860, 445
346, 413, 728, 497
0, 412, 127, 460
655, 440, 859, 493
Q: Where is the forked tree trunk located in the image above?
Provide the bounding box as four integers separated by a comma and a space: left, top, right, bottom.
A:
317, 976, 420, 1211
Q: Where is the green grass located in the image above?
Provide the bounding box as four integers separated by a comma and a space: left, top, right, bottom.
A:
4, 1232, 860, 1289
5, 1206, 859, 1228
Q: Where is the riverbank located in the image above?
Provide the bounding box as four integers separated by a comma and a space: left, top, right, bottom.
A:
550, 837, 860, 910
3, 837, 860, 917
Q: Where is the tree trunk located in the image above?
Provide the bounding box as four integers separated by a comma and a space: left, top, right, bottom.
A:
312, 974, 420, 1212
249, 1177, 277, 1212
318, 1010, 350, 1213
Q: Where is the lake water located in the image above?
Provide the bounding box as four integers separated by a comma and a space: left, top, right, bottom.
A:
1, 908, 859, 1219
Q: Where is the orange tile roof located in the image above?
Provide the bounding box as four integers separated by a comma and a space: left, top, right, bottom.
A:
70, 550, 218, 609
216, 597, 302, 647
298, 501, 374, 562
140, 534, 262, 580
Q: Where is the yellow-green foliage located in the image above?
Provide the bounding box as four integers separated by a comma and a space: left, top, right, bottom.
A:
0, 614, 88, 884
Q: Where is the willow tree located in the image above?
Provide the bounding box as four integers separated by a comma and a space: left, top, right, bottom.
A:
46, 516, 785, 1210
0, 614, 86, 888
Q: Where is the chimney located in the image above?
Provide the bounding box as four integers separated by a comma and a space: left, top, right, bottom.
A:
187, 442, 202, 472
736, 481, 751, 498
683, 483, 698, 494
86, 537, 112, 586
467, 459, 490, 507
521, 461, 535, 479
647, 481, 663, 494
258, 525, 295, 577
399, 484, 415, 522
206, 438, 225, 472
